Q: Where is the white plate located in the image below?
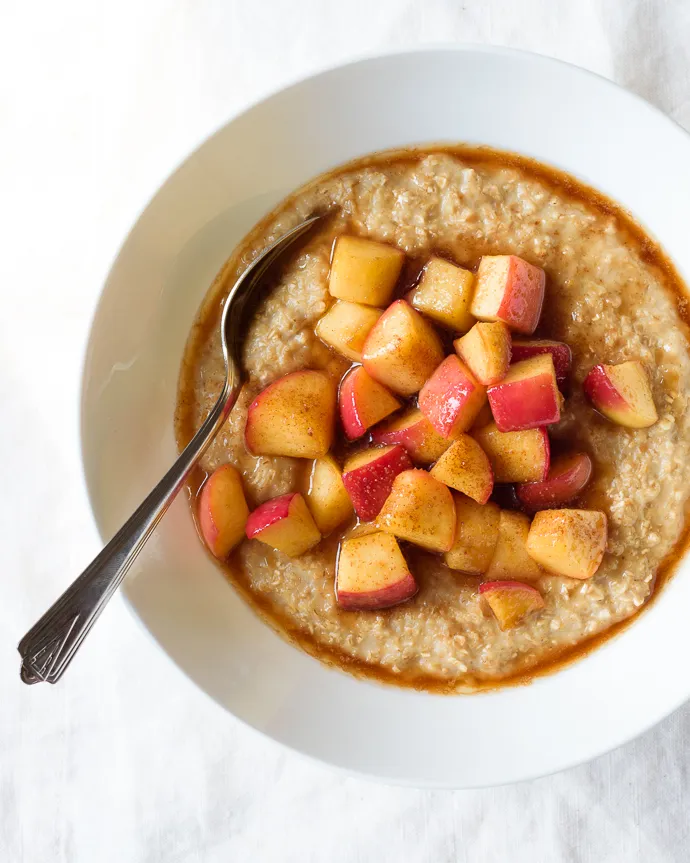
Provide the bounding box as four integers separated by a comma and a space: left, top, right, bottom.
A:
81, 46, 690, 788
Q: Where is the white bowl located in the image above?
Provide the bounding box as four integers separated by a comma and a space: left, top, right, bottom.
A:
81, 46, 690, 788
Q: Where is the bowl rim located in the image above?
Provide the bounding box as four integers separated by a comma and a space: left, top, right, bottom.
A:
78, 43, 690, 788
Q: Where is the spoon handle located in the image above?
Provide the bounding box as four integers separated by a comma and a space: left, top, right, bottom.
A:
17, 378, 239, 685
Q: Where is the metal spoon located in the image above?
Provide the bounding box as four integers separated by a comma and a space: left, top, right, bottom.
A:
18, 215, 321, 685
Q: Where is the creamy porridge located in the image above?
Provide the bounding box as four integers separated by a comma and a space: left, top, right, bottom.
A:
175, 147, 690, 692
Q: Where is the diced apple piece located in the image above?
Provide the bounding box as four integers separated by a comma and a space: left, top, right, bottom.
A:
418, 355, 487, 438
315, 300, 383, 362
485, 511, 543, 582
371, 408, 452, 465
409, 257, 475, 331
338, 366, 401, 440
583, 361, 658, 429
306, 455, 353, 535
245, 370, 336, 458
328, 235, 404, 306
511, 339, 572, 389
430, 435, 494, 504
473, 422, 550, 483
526, 509, 607, 580
487, 354, 561, 432
198, 464, 250, 559
444, 497, 500, 574
470, 255, 545, 335
516, 452, 593, 512
336, 531, 418, 611
454, 321, 512, 385
362, 300, 444, 395
342, 445, 413, 521
377, 469, 456, 552
245, 492, 321, 557
479, 581, 545, 630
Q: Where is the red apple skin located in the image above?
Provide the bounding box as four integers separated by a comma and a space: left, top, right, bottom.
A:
516, 452, 593, 512
342, 445, 413, 521
487, 358, 561, 432
472, 256, 545, 335
338, 366, 400, 440
371, 408, 451, 464
583, 365, 627, 409
337, 573, 417, 611
510, 340, 572, 388
418, 355, 486, 438
245, 493, 293, 537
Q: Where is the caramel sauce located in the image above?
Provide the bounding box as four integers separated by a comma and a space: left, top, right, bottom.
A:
175, 145, 690, 694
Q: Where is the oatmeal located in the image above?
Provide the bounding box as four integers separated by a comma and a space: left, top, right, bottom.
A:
175, 147, 690, 692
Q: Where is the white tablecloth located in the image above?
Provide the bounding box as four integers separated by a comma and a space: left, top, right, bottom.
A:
3, 1, 690, 860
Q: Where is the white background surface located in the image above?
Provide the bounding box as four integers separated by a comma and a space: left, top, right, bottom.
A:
3, 1, 690, 861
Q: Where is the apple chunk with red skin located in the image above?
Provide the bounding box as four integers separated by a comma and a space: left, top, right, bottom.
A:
472, 422, 550, 483
245, 370, 336, 458
470, 255, 546, 335
371, 408, 451, 465
336, 531, 417, 611
328, 235, 405, 307
245, 492, 321, 558
198, 464, 250, 558
487, 354, 562, 432
377, 469, 456, 552
362, 300, 444, 396
430, 435, 494, 504
445, 497, 500, 575
306, 455, 353, 535
454, 321, 512, 386
480, 581, 545, 630
338, 365, 401, 440
583, 361, 658, 429
342, 445, 413, 521
511, 339, 572, 389
526, 509, 607, 579
516, 452, 593, 512
418, 355, 487, 438
315, 300, 383, 362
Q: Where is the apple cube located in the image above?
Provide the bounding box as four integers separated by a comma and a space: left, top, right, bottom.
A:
377, 469, 456, 552
516, 452, 593, 512
418, 355, 487, 438
336, 531, 417, 611
487, 354, 562, 432
338, 366, 401, 440
306, 455, 353, 535
342, 445, 413, 521
245, 492, 321, 557
472, 422, 550, 483
485, 510, 543, 582
526, 509, 607, 579
245, 370, 336, 458
454, 321, 512, 385
328, 235, 404, 306
409, 257, 475, 331
198, 464, 250, 559
362, 300, 444, 395
583, 361, 658, 429
511, 339, 572, 389
444, 497, 500, 575
429, 435, 494, 504
479, 581, 545, 630
371, 407, 452, 465
470, 255, 545, 335
315, 300, 383, 362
